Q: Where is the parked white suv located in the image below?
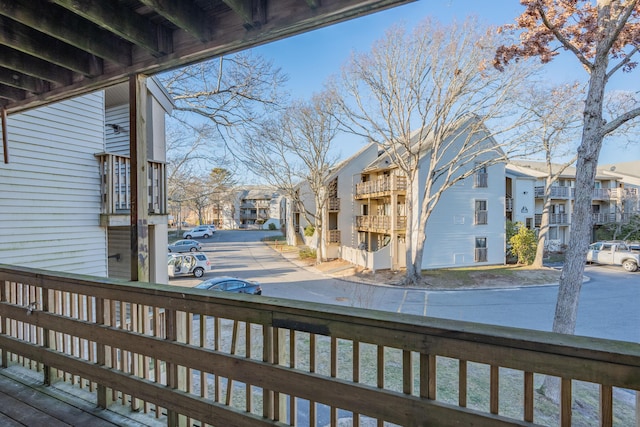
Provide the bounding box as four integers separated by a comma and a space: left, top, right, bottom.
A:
168, 253, 212, 278
183, 226, 212, 239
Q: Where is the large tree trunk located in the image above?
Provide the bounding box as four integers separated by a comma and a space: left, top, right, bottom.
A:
404, 182, 422, 285
552, 58, 606, 335
532, 180, 552, 268
541, 52, 607, 403
314, 195, 325, 264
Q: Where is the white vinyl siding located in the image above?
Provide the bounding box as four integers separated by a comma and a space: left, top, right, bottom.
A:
105, 104, 130, 155
0, 92, 108, 276
107, 227, 131, 279
419, 161, 506, 269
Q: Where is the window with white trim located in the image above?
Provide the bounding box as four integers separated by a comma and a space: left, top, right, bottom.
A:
475, 200, 488, 225
474, 163, 488, 188
475, 237, 487, 262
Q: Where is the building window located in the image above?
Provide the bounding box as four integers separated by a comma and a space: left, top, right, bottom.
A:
525, 218, 533, 229
474, 164, 488, 188
475, 200, 488, 225
475, 237, 487, 262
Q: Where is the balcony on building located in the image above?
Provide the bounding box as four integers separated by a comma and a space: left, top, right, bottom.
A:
534, 213, 570, 227
356, 215, 407, 233
95, 153, 167, 227
328, 229, 341, 244
505, 196, 513, 212
327, 197, 341, 212
534, 186, 572, 199
355, 175, 407, 199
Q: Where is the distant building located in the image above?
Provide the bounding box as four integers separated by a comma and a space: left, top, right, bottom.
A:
506, 161, 640, 248
288, 119, 506, 271
225, 187, 284, 230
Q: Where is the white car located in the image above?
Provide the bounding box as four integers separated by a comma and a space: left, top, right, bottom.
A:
168, 253, 212, 278
183, 226, 212, 239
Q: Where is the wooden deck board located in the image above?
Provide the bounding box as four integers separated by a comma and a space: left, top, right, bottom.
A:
0, 387, 71, 427
0, 366, 161, 427
0, 411, 27, 427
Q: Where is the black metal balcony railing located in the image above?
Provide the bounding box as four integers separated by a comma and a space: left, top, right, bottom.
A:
3, 265, 638, 426
96, 153, 166, 215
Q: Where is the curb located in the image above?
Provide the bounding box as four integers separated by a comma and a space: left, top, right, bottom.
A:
264, 242, 586, 291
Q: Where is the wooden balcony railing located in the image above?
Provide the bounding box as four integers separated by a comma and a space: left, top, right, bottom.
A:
328, 229, 340, 244
355, 175, 407, 198
327, 197, 340, 211
1, 264, 639, 426
96, 153, 166, 215
356, 215, 407, 231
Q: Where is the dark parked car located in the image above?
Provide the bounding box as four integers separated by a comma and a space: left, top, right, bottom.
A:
194, 276, 262, 295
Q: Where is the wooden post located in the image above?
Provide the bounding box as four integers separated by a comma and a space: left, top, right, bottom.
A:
129, 75, 150, 282
96, 297, 113, 408
42, 287, 56, 386
0, 276, 6, 368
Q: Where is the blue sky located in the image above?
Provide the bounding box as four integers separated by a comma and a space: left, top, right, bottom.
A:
251, 0, 640, 165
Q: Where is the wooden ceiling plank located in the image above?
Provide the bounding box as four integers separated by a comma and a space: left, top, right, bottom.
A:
1, 0, 413, 113
138, 0, 212, 42
304, 0, 321, 9
51, 0, 172, 57
0, 16, 102, 77
222, 0, 256, 28
0, 0, 132, 66
0, 83, 25, 101
0, 67, 46, 93
0, 45, 72, 85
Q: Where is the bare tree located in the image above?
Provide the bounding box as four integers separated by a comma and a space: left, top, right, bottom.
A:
515, 83, 584, 267
170, 167, 236, 227
334, 17, 537, 285
495, 0, 640, 338
237, 91, 342, 263
160, 52, 288, 195
161, 52, 287, 130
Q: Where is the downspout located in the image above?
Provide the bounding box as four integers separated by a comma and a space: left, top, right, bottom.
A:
1, 108, 8, 164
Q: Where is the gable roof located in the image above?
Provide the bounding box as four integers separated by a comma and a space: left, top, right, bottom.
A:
508, 160, 623, 181
362, 115, 500, 173
0, 0, 411, 114
600, 161, 640, 179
